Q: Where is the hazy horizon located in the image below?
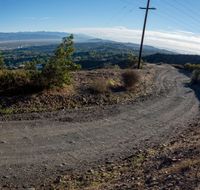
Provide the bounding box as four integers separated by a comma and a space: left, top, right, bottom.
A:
1, 0, 200, 54
0, 29, 199, 55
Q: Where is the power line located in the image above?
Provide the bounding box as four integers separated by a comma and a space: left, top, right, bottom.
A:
105, 0, 137, 26
163, 0, 200, 26
174, 0, 200, 18
155, 9, 198, 32
152, 0, 200, 32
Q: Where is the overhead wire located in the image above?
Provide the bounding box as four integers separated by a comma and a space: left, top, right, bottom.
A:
162, 0, 200, 27
174, 0, 200, 18
103, 0, 200, 46
105, 0, 136, 26
151, 0, 200, 32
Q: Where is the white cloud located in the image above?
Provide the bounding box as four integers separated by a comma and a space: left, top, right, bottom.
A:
66, 27, 200, 54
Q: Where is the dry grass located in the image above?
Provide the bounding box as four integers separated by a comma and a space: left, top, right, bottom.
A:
0, 69, 30, 91
89, 78, 110, 94
160, 158, 200, 175
0, 68, 154, 114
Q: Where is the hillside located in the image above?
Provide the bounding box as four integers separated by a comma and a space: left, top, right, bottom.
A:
145, 53, 200, 65
1, 42, 169, 69
0, 64, 199, 189
0, 32, 173, 54
0, 32, 93, 42
1, 33, 174, 70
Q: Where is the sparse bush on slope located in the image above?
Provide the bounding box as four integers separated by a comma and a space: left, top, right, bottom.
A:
0, 69, 44, 94
42, 34, 80, 88
0, 69, 30, 91
0, 34, 81, 94
0, 51, 4, 69
191, 70, 200, 84
127, 53, 139, 68
122, 70, 140, 90
89, 78, 110, 94
185, 63, 200, 71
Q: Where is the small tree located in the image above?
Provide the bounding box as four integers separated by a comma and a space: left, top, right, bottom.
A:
24, 60, 37, 71
42, 34, 80, 87
0, 51, 5, 69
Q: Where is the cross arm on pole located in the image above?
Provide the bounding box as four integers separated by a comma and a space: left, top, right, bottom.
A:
139, 7, 156, 10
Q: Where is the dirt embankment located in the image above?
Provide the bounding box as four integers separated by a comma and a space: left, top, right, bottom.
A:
0, 64, 199, 189
0, 66, 155, 115
44, 121, 200, 190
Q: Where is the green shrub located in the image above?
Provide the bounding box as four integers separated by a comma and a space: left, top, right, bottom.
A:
127, 53, 138, 68
191, 70, 200, 84
0, 69, 45, 94
41, 62, 71, 88
24, 60, 37, 71
42, 34, 80, 88
0, 51, 4, 69
0, 107, 14, 115
122, 70, 140, 90
0, 34, 80, 94
185, 63, 200, 71
0, 70, 30, 91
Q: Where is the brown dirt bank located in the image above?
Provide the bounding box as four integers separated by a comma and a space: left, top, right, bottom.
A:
44, 120, 200, 190
0, 66, 155, 115
0, 64, 199, 189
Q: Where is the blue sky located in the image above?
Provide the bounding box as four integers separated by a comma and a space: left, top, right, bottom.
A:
1, 0, 200, 32
1, 0, 200, 54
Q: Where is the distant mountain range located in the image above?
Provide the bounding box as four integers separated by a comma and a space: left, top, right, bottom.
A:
0, 31, 94, 42
0, 31, 174, 55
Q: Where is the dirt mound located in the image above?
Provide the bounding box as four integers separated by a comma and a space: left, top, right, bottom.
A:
0, 66, 155, 115
0, 64, 199, 189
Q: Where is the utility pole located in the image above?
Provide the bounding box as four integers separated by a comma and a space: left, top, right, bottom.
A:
138, 0, 156, 69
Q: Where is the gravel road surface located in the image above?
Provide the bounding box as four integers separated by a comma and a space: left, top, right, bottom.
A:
0, 64, 199, 188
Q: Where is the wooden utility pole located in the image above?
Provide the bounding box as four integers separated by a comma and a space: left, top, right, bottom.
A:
138, 0, 156, 69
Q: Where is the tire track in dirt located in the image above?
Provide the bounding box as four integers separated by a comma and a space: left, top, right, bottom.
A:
0, 64, 199, 188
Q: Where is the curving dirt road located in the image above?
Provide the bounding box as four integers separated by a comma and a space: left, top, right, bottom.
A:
0, 64, 199, 188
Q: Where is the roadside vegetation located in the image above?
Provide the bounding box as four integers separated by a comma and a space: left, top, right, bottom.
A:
2, 42, 139, 70
0, 34, 152, 115
0, 51, 4, 69
184, 63, 200, 84
0, 67, 155, 115
0, 35, 80, 94
89, 78, 111, 94
184, 63, 200, 71
191, 70, 200, 84
0, 34, 140, 95
122, 70, 140, 90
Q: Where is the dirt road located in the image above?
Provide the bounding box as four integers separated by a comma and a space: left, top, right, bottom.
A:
0, 64, 199, 188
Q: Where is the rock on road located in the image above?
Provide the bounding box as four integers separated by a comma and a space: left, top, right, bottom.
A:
0, 64, 199, 188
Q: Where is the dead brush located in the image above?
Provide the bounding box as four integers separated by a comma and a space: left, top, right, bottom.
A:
191, 69, 200, 85
89, 78, 110, 94
122, 70, 140, 90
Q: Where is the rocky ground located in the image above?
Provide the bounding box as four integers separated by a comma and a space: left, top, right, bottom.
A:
0, 65, 155, 115
45, 120, 200, 190
0, 64, 199, 189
